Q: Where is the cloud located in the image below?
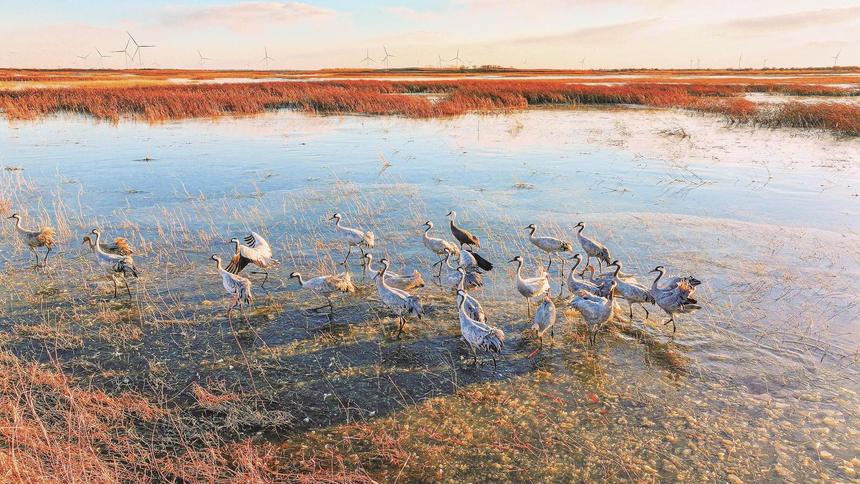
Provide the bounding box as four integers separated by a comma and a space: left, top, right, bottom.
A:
162, 2, 336, 30
512, 17, 663, 44
719, 6, 860, 34
383, 6, 441, 22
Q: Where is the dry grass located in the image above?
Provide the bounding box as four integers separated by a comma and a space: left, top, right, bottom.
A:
2, 76, 857, 135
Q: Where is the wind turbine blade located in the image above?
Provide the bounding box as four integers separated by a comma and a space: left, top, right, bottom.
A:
126, 31, 139, 46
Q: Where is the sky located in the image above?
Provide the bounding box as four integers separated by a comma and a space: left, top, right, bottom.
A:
0, 0, 857, 70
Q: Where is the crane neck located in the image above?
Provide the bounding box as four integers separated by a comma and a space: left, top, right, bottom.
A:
570, 258, 580, 277
12, 217, 24, 232
651, 269, 664, 290
423, 224, 432, 234
527, 226, 536, 236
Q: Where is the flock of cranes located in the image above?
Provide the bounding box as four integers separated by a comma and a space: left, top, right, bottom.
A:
6, 210, 702, 366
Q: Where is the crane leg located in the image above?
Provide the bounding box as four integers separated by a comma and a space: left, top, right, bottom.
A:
30, 247, 39, 267
545, 255, 552, 271
112, 277, 119, 298
43, 246, 51, 266
396, 316, 405, 339
251, 271, 269, 288
491, 355, 497, 369
526, 298, 531, 318
123, 275, 132, 299
663, 316, 676, 333
581, 256, 591, 276
642, 304, 650, 319
340, 246, 352, 266
629, 302, 634, 320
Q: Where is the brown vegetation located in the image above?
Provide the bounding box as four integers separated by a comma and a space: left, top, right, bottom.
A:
1, 70, 858, 135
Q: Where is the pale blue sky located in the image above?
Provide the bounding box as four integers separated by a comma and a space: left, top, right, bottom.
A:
1, 1, 857, 69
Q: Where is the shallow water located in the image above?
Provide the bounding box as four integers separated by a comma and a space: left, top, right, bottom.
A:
1, 108, 859, 480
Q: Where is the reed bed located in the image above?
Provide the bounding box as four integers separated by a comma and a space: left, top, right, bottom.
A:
2, 78, 857, 135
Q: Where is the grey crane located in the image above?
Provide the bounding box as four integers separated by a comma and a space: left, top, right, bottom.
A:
447, 210, 481, 249
374, 258, 424, 338
509, 255, 550, 318
211, 254, 253, 322
649, 266, 701, 333
363, 253, 425, 291
81, 234, 134, 256
570, 280, 617, 345
7, 213, 56, 267
456, 266, 486, 323
459, 247, 493, 272
566, 254, 606, 296
525, 223, 573, 272
573, 221, 611, 273
423, 220, 459, 277
456, 289, 504, 367
602, 260, 655, 319
330, 213, 375, 265
442, 248, 482, 290
84, 228, 139, 299
290, 270, 356, 320
225, 232, 278, 287
531, 295, 557, 349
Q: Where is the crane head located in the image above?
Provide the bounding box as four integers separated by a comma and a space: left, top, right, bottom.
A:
329, 213, 341, 221
649, 265, 664, 274
210, 254, 220, 262
508, 255, 522, 263
91, 228, 100, 235
289, 271, 300, 279
7, 213, 19, 220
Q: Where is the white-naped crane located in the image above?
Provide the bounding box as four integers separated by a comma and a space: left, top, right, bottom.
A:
566, 254, 607, 296
601, 260, 655, 319
211, 254, 253, 322
442, 248, 482, 290
456, 289, 504, 367
225, 232, 278, 287
81, 233, 134, 256
456, 266, 486, 323
509, 255, 550, 318
573, 221, 611, 273
649, 266, 702, 334
459, 246, 493, 273
289, 269, 356, 320
422, 220, 460, 277
83, 228, 139, 299
374, 258, 424, 338
363, 253, 425, 291
531, 295, 557, 351
447, 210, 481, 250
570, 280, 617, 345
7, 213, 56, 267
525, 223, 573, 272
330, 213, 375, 265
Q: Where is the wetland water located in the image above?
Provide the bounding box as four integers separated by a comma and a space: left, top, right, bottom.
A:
1, 108, 859, 480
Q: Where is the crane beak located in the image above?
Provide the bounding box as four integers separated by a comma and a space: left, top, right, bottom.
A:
507, 258, 517, 263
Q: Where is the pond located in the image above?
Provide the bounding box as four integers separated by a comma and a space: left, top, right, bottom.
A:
1, 107, 858, 480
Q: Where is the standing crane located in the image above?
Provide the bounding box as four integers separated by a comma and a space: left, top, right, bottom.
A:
330, 213, 375, 265
573, 222, 611, 273
7, 213, 55, 267
422, 220, 459, 277
211, 254, 253, 322
83, 228, 139, 299
374, 258, 423, 338
509, 255, 550, 318
456, 289, 504, 367
649, 266, 701, 333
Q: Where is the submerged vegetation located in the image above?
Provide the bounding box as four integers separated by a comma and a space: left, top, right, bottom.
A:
1, 69, 859, 135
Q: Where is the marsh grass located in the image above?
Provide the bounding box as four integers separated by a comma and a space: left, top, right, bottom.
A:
2, 78, 859, 135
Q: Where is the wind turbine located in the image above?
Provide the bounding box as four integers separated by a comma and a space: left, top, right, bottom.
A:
450, 48, 463, 65
438, 53, 443, 67
360, 48, 374, 66
578, 57, 586, 69
261, 47, 274, 68
198, 50, 212, 66
95, 48, 111, 67
76, 51, 91, 61
381, 46, 395, 68
737, 54, 742, 69
112, 38, 133, 68
832, 50, 841, 67
126, 31, 155, 66
697, 57, 701, 69
762, 58, 768, 69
